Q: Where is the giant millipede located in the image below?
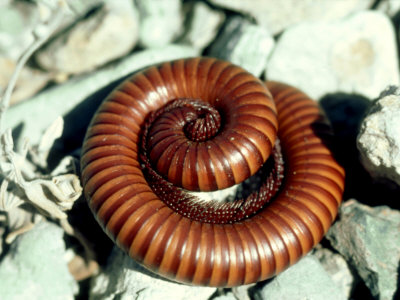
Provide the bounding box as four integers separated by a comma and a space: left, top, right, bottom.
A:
80, 57, 345, 287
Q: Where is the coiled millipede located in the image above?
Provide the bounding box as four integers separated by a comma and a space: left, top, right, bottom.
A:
80, 57, 345, 287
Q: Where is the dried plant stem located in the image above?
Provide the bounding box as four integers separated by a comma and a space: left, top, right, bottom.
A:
0, 7, 65, 130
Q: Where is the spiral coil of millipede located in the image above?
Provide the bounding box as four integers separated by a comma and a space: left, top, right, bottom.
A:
81, 57, 345, 287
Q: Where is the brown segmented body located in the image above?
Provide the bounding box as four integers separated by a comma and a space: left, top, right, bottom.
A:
80, 57, 345, 287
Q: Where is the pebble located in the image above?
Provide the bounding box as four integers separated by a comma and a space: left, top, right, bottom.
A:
4, 45, 198, 148
209, 16, 274, 76
0, 57, 51, 105
326, 199, 400, 300
209, 0, 373, 34
0, 1, 38, 59
90, 247, 216, 300
136, 0, 182, 48
0, 221, 78, 300
180, 1, 225, 50
213, 292, 236, 300
266, 11, 400, 100
313, 247, 355, 299
35, 0, 139, 75
254, 255, 346, 300
376, 0, 400, 16
357, 86, 400, 186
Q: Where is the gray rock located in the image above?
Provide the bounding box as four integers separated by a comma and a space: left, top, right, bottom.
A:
209, 0, 372, 34
0, 1, 38, 59
136, 0, 183, 48
180, 1, 225, 50
313, 247, 355, 299
90, 247, 216, 300
232, 284, 253, 300
4, 44, 199, 148
36, 0, 139, 75
254, 255, 346, 300
376, 0, 400, 17
357, 86, 400, 186
0, 221, 78, 300
209, 16, 274, 76
213, 292, 236, 300
266, 11, 400, 100
0, 57, 52, 105
326, 199, 400, 300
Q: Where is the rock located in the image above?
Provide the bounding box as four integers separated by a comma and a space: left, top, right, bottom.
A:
313, 247, 355, 299
266, 11, 400, 100
376, 0, 400, 17
89, 247, 216, 300
0, 221, 78, 300
357, 86, 400, 186
4, 44, 199, 148
209, 16, 274, 76
0, 57, 52, 105
232, 284, 253, 300
209, 0, 373, 34
213, 292, 236, 300
35, 0, 139, 75
326, 199, 400, 300
0, 1, 38, 59
180, 1, 225, 50
254, 255, 346, 300
0, 57, 52, 104
136, 0, 182, 48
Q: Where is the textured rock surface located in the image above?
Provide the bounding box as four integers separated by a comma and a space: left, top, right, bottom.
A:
90, 247, 216, 300
36, 0, 139, 74
266, 11, 399, 100
357, 86, 400, 185
232, 285, 252, 300
136, 0, 182, 48
326, 200, 400, 300
209, 0, 373, 34
213, 292, 236, 300
209, 16, 274, 76
314, 247, 355, 298
4, 45, 198, 147
0, 1, 38, 59
376, 0, 400, 16
0, 57, 51, 105
0, 221, 78, 300
254, 255, 346, 300
180, 1, 225, 50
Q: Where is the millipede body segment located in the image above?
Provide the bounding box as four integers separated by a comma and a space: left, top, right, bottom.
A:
80, 57, 345, 287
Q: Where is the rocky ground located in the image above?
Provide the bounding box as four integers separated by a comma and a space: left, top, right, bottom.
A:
0, 0, 399, 299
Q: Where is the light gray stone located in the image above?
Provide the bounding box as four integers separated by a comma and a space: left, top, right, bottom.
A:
0, 221, 78, 300
209, 0, 373, 34
0, 57, 52, 105
254, 255, 346, 300
213, 292, 236, 300
266, 11, 400, 100
90, 247, 216, 300
0, 1, 39, 59
326, 199, 400, 300
36, 0, 139, 75
357, 86, 400, 186
313, 247, 355, 299
180, 1, 225, 50
136, 0, 183, 48
4, 44, 198, 148
209, 16, 274, 76
232, 284, 253, 300
376, 0, 400, 17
